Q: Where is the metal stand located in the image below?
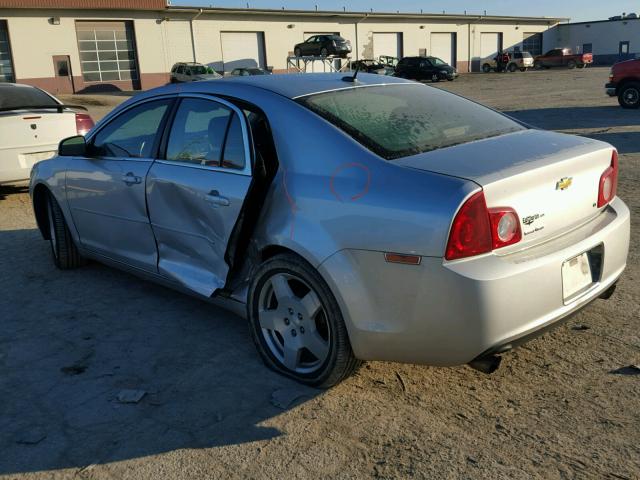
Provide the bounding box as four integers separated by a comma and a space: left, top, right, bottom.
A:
286, 55, 353, 74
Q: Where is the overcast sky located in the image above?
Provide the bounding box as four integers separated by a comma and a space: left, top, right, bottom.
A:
171, 0, 638, 22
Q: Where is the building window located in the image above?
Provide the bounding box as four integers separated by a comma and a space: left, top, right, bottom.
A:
76, 21, 138, 82
0, 21, 15, 83
619, 41, 630, 55
522, 32, 542, 56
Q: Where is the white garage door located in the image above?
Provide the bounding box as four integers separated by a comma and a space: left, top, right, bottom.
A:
220, 32, 265, 72
430, 33, 455, 66
480, 32, 501, 59
373, 33, 401, 59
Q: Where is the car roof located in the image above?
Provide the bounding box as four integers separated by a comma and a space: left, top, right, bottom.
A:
206, 73, 413, 99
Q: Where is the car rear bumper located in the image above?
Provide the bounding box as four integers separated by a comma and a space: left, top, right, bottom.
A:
0, 147, 57, 184
605, 82, 618, 96
319, 197, 630, 366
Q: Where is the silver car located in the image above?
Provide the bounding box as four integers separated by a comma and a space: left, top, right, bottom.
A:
30, 74, 630, 387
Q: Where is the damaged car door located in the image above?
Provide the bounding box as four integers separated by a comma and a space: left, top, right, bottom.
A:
146, 95, 252, 296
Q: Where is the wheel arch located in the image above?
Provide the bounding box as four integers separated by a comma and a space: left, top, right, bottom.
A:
32, 183, 52, 240
617, 77, 640, 91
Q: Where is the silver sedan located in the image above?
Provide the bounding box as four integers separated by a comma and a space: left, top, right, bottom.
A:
30, 74, 630, 387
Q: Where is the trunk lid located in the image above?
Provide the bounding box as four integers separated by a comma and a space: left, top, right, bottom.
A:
0, 109, 76, 149
395, 129, 614, 249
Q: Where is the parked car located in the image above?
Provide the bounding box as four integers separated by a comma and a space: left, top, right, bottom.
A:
606, 58, 640, 108
230, 67, 272, 76
482, 51, 535, 73
378, 55, 399, 68
395, 56, 458, 82
293, 35, 352, 58
0, 83, 94, 185
170, 62, 222, 83
350, 59, 394, 75
534, 48, 593, 69
31, 73, 629, 387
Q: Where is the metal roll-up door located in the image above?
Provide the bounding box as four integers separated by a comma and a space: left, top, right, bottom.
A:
220, 32, 265, 72
430, 33, 456, 66
373, 32, 401, 59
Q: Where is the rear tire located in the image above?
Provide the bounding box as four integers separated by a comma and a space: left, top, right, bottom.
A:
294, 48, 301, 57
508, 63, 517, 73
567, 60, 577, 69
519, 67, 527, 72
618, 82, 640, 109
431, 73, 440, 83
482, 63, 491, 73
46, 192, 85, 269
320, 47, 328, 57
534, 61, 543, 70
248, 253, 361, 388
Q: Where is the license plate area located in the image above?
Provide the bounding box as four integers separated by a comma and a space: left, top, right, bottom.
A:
562, 245, 603, 304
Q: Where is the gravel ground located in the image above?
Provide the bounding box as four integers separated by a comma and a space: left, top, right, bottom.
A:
1, 67, 638, 480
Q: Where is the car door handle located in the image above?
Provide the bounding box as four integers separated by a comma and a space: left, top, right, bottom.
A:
206, 190, 230, 207
122, 172, 142, 185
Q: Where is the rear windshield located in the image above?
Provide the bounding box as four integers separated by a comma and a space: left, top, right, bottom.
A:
298, 84, 524, 160
0, 85, 58, 110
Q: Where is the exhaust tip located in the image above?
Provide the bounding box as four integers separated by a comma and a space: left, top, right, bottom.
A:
468, 355, 502, 374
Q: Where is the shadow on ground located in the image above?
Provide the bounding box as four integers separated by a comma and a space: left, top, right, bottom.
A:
506, 106, 640, 154
0, 228, 320, 475
0, 184, 29, 201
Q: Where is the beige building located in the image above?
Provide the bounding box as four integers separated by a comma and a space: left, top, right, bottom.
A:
0, 0, 565, 93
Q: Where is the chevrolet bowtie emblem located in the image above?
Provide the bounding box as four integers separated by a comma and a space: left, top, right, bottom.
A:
556, 177, 573, 190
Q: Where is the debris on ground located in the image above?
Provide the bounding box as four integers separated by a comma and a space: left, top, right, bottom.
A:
116, 389, 147, 403
571, 324, 591, 331
610, 365, 640, 375
61, 364, 87, 375
270, 388, 312, 409
395, 372, 406, 392
16, 427, 47, 445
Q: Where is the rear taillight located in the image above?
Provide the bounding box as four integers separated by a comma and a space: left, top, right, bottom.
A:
488, 208, 522, 249
445, 191, 492, 260
75, 112, 95, 136
597, 150, 619, 208
445, 191, 522, 261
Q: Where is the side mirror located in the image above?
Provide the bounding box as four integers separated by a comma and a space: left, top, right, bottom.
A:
58, 135, 87, 157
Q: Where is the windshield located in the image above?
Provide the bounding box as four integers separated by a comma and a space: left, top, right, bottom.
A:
428, 57, 447, 66
0, 85, 58, 110
298, 84, 524, 160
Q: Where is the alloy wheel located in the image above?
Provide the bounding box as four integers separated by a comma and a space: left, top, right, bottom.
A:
258, 272, 331, 374
624, 88, 639, 106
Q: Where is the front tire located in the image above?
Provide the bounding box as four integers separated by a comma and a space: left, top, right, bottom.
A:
248, 253, 360, 388
431, 73, 440, 82
507, 63, 517, 73
482, 63, 491, 73
567, 60, 577, 69
320, 47, 329, 57
618, 82, 640, 109
46, 192, 85, 269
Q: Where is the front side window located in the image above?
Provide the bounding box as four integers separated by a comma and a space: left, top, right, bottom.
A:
92, 99, 171, 158
166, 98, 246, 170
429, 57, 446, 66
299, 84, 524, 160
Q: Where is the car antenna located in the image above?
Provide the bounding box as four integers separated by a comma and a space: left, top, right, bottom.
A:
342, 62, 360, 83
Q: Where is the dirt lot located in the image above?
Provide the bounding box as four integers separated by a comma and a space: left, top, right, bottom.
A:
1, 67, 638, 479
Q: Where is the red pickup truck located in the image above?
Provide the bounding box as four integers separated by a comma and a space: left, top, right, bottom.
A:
606, 58, 640, 108
534, 48, 593, 69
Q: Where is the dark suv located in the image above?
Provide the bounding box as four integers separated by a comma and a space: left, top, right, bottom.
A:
395, 56, 458, 82
293, 35, 352, 58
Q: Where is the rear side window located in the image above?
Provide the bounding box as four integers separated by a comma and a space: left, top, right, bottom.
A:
0, 85, 58, 110
92, 99, 171, 158
166, 97, 246, 170
299, 84, 524, 160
